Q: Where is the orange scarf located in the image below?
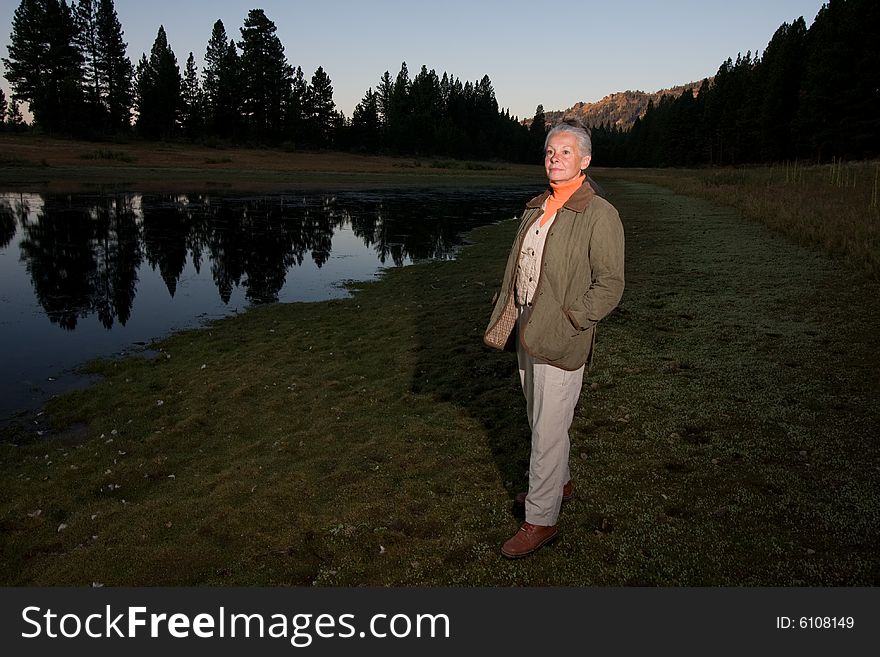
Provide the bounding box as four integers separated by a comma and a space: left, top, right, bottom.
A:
541, 173, 585, 226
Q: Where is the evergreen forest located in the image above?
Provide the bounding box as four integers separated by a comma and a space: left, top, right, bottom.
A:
591, 0, 878, 165
2, 0, 877, 165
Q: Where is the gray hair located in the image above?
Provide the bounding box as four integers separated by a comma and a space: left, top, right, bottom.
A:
544, 120, 592, 157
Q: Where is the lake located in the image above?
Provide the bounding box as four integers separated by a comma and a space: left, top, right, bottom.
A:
0, 186, 539, 425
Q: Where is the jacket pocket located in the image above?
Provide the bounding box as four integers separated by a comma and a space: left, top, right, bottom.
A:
562, 306, 584, 336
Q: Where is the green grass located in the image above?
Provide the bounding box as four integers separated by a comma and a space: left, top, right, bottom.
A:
1, 177, 878, 585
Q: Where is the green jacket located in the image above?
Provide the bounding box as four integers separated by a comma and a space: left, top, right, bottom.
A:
483, 180, 625, 371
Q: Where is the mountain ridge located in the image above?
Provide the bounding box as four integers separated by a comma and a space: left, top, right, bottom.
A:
532, 80, 709, 130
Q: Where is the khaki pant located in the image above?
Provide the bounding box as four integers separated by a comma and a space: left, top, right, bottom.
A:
516, 304, 585, 525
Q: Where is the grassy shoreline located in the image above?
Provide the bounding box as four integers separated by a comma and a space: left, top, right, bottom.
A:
4, 134, 875, 274
1, 170, 877, 585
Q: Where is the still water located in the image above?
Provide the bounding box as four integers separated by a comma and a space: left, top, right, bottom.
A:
0, 186, 538, 424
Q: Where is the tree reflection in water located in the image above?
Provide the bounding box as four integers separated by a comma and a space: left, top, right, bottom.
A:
7, 187, 533, 331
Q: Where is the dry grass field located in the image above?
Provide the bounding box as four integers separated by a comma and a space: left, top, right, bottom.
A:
0, 134, 544, 192
606, 162, 880, 277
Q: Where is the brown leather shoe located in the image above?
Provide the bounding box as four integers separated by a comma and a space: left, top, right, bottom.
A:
501, 522, 558, 558
514, 480, 573, 506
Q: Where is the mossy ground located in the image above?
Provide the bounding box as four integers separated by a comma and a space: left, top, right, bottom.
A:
1, 171, 877, 586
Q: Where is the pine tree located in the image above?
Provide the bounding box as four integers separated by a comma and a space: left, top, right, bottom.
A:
796, 0, 880, 159
181, 52, 202, 138
306, 66, 336, 147
284, 65, 307, 145
756, 19, 806, 161
529, 104, 547, 154
350, 87, 380, 151
222, 39, 242, 137
437, 73, 469, 158
7, 95, 25, 129
443, 75, 466, 138
202, 19, 241, 138
202, 19, 226, 133
667, 87, 701, 165
376, 70, 393, 127
203, 23, 223, 92
703, 55, 756, 165
3, 0, 84, 133
72, 0, 131, 132
0, 88, 7, 128
4, 0, 48, 119
238, 9, 291, 139
133, 53, 152, 131
135, 25, 181, 138
475, 75, 498, 120
387, 62, 411, 150
439, 72, 451, 114
409, 65, 441, 153
74, 0, 101, 121
496, 107, 531, 163
95, 0, 132, 132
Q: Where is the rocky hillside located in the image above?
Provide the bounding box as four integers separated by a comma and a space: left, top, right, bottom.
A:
534, 80, 708, 130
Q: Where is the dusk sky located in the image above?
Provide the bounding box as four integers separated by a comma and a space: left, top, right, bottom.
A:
2, 0, 826, 121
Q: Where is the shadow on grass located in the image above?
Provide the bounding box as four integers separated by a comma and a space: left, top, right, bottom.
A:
405, 219, 532, 509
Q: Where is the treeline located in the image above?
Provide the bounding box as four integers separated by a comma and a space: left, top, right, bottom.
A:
349, 63, 535, 161
2, 0, 537, 160
591, 0, 879, 166
10, 1, 874, 167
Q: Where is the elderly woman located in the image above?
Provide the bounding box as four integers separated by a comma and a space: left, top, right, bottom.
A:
484, 119, 625, 558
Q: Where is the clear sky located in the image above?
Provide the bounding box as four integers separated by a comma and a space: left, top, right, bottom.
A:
1, 0, 826, 121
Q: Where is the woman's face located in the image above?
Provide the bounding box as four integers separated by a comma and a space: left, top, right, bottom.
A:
544, 132, 591, 184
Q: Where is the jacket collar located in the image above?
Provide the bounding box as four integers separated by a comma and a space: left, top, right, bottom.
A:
526, 175, 596, 212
